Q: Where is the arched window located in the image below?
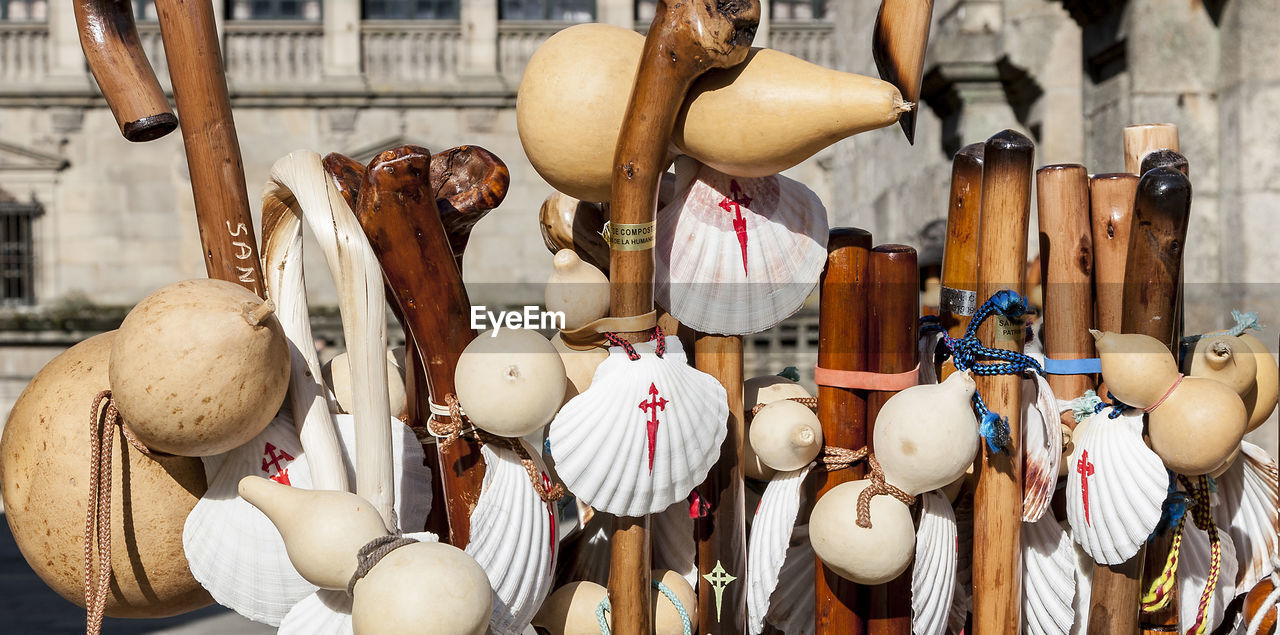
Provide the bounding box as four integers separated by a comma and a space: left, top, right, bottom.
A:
227, 0, 322, 20
364, 0, 459, 19
499, 0, 594, 21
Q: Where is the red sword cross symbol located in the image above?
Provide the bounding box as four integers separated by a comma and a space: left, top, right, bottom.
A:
718, 179, 752, 275
1077, 449, 1095, 525
638, 382, 668, 472
262, 442, 295, 485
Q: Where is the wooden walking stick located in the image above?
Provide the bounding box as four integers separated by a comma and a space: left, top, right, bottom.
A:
872, 0, 936, 143
605, 2, 759, 632
1086, 166, 1192, 635
938, 143, 985, 378
74, 0, 177, 142
866, 244, 919, 635
693, 333, 746, 634
351, 146, 488, 547
971, 129, 1034, 634
1089, 174, 1138, 336
1123, 123, 1179, 175
151, 0, 264, 296
1037, 165, 1096, 425
812, 227, 872, 634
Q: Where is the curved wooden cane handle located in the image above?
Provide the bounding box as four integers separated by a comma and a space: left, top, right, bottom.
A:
74, 0, 177, 142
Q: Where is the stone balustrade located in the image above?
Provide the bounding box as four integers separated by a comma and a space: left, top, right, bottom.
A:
0, 23, 47, 85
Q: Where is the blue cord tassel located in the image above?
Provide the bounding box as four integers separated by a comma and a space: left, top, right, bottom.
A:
979, 411, 1010, 453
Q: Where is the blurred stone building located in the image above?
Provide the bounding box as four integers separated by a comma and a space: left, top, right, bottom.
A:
0, 0, 1277, 424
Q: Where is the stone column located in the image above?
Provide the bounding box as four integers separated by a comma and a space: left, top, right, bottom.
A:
323, 0, 362, 83
597, 0, 633, 30
460, 0, 501, 84
45, 0, 86, 82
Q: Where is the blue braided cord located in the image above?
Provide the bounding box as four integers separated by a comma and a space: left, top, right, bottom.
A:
544, 437, 552, 455
1149, 474, 1187, 540
596, 597, 611, 634
978, 411, 1009, 453
653, 580, 693, 635
1042, 356, 1102, 375
1090, 391, 1131, 419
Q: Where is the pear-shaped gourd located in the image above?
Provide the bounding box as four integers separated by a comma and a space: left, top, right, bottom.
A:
1238, 333, 1278, 432
546, 250, 609, 331
323, 347, 408, 419
350, 541, 492, 635
1147, 375, 1247, 475
872, 371, 980, 495
744, 375, 814, 481
1091, 330, 1181, 409
454, 329, 567, 438
1186, 335, 1258, 396
238, 476, 389, 589
749, 399, 823, 472
532, 581, 608, 635
109, 279, 290, 456
809, 479, 915, 584
0, 332, 211, 617
651, 569, 698, 635
517, 24, 907, 202
552, 334, 608, 403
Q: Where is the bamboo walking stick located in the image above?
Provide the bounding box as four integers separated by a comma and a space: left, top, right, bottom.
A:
74, 0, 177, 141
972, 129, 1034, 634
152, 0, 264, 296
866, 244, 919, 635
813, 227, 872, 634
1123, 123, 1179, 175
605, 2, 759, 631
351, 146, 488, 547
1037, 165, 1096, 426
939, 143, 984, 379
693, 333, 746, 634
872, 0, 936, 143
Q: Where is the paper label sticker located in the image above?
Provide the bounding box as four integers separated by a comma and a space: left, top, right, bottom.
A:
603, 221, 655, 251
940, 286, 977, 316
994, 315, 1024, 342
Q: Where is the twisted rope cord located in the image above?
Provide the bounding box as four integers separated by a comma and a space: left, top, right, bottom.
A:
84, 391, 151, 635
593, 579, 693, 635
1183, 475, 1222, 635
855, 454, 916, 529
429, 394, 563, 503
820, 445, 868, 472
1141, 513, 1186, 612
346, 534, 419, 595
749, 396, 818, 417
602, 325, 666, 361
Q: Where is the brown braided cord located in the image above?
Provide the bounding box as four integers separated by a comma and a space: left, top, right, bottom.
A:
855, 454, 916, 529
84, 391, 151, 635
346, 534, 419, 595
820, 445, 868, 472
749, 396, 819, 417
430, 393, 564, 503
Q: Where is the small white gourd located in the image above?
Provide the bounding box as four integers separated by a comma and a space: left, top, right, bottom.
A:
743, 375, 813, 481
809, 479, 915, 585
545, 249, 610, 331
872, 371, 979, 495
454, 329, 567, 438
748, 399, 823, 471
350, 541, 492, 635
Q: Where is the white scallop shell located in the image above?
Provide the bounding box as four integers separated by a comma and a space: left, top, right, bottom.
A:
278, 532, 438, 635
1071, 541, 1094, 634
1066, 409, 1168, 565
762, 524, 814, 635
654, 161, 828, 335
1021, 510, 1076, 635
949, 487, 974, 634
918, 329, 943, 386
911, 490, 957, 635
183, 411, 431, 626
1215, 441, 1279, 591
548, 336, 728, 516
1178, 511, 1238, 635
467, 441, 559, 635
747, 465, 810, 635
1023, 372, 1062, 522
653, 498, 697, 590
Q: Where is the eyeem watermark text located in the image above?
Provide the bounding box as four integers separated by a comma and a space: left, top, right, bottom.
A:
471, 306, 566, 336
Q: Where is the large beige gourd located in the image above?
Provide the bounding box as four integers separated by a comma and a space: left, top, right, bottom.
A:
533, 581, 609, 635
809, 479, 915, 585
516, 24, 907, 202
1238, 333, 1279, 431
109, 279, 290, 456
350, 541, 492, 635
749, 399, 823, 471
1185, 335, 1258, 396
872, 371, 980, 495
0, 332, 211, 617
743, 374, 814, 481
1147, 376, 1247, 475
454, 329, 567, 438
1091, 330, 1182, 409
238, 475, 388, 589
323, 347, 408, 419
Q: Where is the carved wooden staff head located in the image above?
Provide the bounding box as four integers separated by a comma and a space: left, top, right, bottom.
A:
74, 0, 177, 141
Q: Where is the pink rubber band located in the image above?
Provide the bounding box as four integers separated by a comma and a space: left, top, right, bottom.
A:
813, 364, 920, 392
1145, 373, 1184, 413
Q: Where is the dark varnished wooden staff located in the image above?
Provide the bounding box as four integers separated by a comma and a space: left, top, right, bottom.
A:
74, 0, 177, 141
1086, 166, 1192, 635
938, 143, 985, 379
872, 0, 936, 143
1037, 165, 1096, 423
605, 2, 759, 632
972, 129, 1034, 634
351, 146, 487, 547
866, 244, 919, 635
812, 227, 873, 634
